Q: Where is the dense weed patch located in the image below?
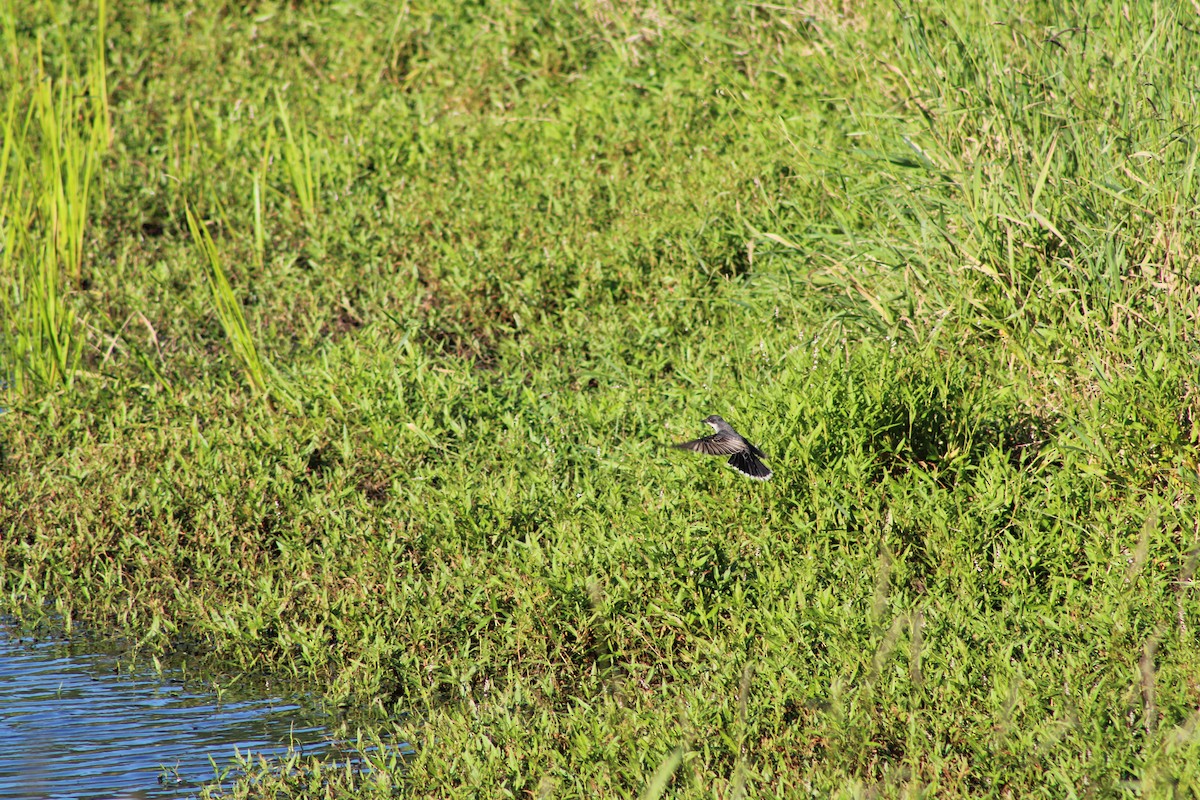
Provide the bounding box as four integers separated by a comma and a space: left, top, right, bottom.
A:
3, 0, 1200, 796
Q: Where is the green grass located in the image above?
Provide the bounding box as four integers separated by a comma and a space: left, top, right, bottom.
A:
3, 0, 1200, 796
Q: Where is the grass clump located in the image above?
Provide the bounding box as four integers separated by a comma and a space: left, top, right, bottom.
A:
2, 0, 1200, 797
185, 204, 273, 399
1, 21, 108, 392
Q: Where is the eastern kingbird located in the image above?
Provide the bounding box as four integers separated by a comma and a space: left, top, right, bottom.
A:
674, 415, 772, 481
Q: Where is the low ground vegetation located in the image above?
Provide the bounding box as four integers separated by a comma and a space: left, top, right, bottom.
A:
3, 0, 1199, 796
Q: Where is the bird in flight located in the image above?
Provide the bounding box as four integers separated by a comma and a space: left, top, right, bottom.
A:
673, 415, 772, 481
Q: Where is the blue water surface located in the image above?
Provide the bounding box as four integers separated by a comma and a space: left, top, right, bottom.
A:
0, 621, 335, 799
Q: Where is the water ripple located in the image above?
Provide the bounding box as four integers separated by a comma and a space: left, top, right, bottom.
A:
0, 624, 334, 800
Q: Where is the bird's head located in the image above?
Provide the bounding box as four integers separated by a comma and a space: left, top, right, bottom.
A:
703, 414, 727, 427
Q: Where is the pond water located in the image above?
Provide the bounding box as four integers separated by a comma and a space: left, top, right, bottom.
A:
0, 620, 340, 799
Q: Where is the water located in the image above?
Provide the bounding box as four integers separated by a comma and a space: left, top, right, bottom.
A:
0, 621, 338, 799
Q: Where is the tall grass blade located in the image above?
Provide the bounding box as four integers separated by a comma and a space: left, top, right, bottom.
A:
33, 45, 100, 285
640, 744, 685, 800
185, 205, 268, 395
92, 0, 111, 154
253, 178, 264, 269
0, 23, 106, 395
274, 90, 318, 227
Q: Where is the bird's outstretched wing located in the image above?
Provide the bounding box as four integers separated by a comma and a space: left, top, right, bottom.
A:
727, 451, 772, 480
673, 433, 744, 456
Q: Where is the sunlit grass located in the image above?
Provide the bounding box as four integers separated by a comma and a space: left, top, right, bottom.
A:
185, 204, 269, 397
274, 90, 320, 232
2, 0, 1200, 797
0, 22, 106, 392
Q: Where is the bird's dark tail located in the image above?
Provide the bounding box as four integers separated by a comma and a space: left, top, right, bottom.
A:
727, 451, 772, 481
